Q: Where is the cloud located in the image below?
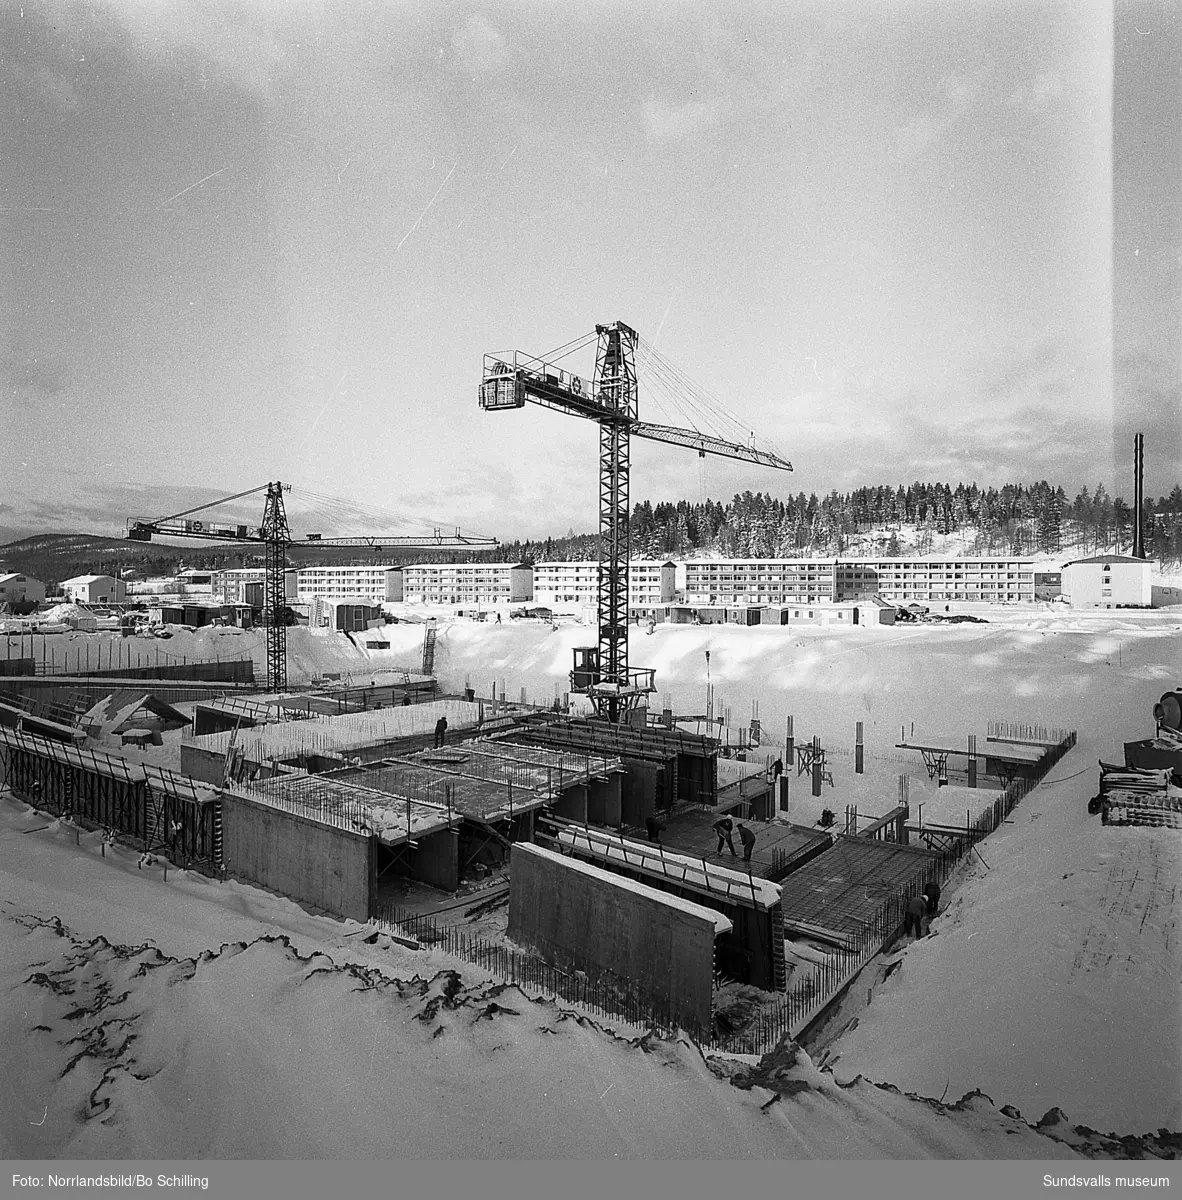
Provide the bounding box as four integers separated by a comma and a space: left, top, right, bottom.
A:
451, 15, 509, 75
641, 96, 722, 143
1009, 71, 1065, 112
105, 2, 296, 100
896, 73, 981, 161
0, 353, 71, 409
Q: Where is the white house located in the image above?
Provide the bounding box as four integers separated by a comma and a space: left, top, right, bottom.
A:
1060, 555, 1152, 608
0, 572, 45, 605
60, 574, 127, 604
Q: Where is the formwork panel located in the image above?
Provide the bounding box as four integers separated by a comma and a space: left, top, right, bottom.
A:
509, 842, 723, 1028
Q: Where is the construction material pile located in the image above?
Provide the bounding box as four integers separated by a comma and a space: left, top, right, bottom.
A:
1094, 761, 1182, 830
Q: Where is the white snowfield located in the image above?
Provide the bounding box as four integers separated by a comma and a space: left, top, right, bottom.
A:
0, 602, 1179, 1156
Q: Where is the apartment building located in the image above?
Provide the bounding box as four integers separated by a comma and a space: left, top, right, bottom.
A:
683, 560, 839, 604
534, 561, 676, 610
402, 562, 532, 605
834, 559, 1035, 603
677, 558, 1036, 606
294, 565, 403, 603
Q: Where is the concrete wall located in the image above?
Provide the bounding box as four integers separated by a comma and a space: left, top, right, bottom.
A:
551, 782, 587, 823
180, 742, 226, 785
619, 759, 662, 826
587, 775, 622, 828
414, 827, 459, 891
221, 792, 371, 922
509, 842, 718, 1028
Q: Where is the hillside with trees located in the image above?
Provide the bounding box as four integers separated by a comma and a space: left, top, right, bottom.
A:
3, 481, 1180, 585
479, 480, 1182, 566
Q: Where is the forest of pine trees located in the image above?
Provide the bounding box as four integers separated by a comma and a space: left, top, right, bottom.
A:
477, 480, 1182, 566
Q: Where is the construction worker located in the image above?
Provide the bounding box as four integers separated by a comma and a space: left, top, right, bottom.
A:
922, 880, 941, 916
644, 814, 667, 844
712, 816, 737, 856
433, 715, 448, 748
737, 822, 756, 863
904, 892, 927, 939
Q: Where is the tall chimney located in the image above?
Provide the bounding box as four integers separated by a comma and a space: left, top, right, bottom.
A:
1133, 432, 1145, 559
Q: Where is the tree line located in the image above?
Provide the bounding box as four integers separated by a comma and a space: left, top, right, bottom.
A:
475, 480, 1182, 565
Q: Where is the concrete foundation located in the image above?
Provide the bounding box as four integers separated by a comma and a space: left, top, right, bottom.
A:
220, 791, 371, 922
509, 842, 724, 1029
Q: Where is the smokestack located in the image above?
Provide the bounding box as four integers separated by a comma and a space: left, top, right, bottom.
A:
1133, 432, 1145, 559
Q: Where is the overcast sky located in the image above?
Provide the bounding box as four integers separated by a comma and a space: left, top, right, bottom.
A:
1, 1, 1177, 544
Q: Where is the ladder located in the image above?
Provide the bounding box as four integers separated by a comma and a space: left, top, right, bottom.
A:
211, 801, 224, 868
422, 620, 438, 674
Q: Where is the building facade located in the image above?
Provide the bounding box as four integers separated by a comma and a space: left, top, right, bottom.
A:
535, 561, 676, 610
834, 559, 1035, 603
676, 558, 1036, 606
1061, 556, 1151, 608
402, 562, 532, 605
683, 560, 839, 605
293, 565, 402, 603
0, 573, 45, 605
60, 575, 127, 604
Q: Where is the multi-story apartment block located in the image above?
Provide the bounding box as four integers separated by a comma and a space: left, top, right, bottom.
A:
683, 560, 839, 604
677, 558, 1036, 606
293, 565, 403, 603
834, 559, 1035, 603
534, 561, 676, 610
402, 563, 532, 605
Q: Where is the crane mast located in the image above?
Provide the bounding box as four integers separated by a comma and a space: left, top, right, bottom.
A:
127, 481, 498, 693
595, 322, 639, 721
479, 319, 792, 723
260, 481, 292, 692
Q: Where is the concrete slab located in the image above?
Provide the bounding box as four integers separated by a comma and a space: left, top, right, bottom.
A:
656, 808, 832, 882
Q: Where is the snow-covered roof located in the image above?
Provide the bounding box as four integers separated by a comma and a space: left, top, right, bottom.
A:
61, 574, 116, 585
0, 572, 37, 585
1060, 555, 1149, 567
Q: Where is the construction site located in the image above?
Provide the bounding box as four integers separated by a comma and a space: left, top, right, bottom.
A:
6, 321, 1146, 1054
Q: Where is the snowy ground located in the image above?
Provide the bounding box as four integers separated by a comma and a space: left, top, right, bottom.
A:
2, 602, 1180, 1157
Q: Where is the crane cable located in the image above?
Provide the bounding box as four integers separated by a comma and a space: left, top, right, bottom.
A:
151, 483, 270, 525
293, 485, 496, 544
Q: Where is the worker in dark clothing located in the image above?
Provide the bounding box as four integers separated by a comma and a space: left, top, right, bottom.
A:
772, 757, 784, 778
644, 815, 667, 844
433, 715, 448, 748
904, 893, 927, 939
402, 694, 412, 706
922, 880, 941, 916
737, 822, 756, 863
712, 816, 737, 856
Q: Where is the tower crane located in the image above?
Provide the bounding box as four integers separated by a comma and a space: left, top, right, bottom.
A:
127, 481, 498, 692
479, 320, 792, 722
